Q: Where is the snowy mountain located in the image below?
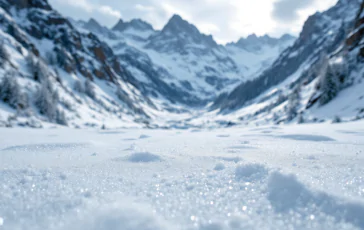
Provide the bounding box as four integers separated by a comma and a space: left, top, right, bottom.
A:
75, 14, 295, 105
146, 14, 219, 53
227, 34, 295, 53
0, 0, 295, 128
0, 0, 160, 128
226, 34, 296, 78
7, 0, 364, 129
209, 0, 364, 126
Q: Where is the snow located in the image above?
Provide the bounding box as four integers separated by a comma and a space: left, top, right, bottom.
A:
310, 71, 364, 120
235, 163, 268, 181
1, 121, 364, 229
267, 171, 364, 226
66, 202, 172, 230
278, 134, 336, 142
213, 162, 225, 171
226, 40, 294, 78
126, 152, 163, 163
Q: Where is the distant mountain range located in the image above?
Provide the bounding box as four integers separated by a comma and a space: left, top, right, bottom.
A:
72, 14, 296, 104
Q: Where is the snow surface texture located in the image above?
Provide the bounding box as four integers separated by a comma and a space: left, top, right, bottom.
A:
1, 121, 364, 230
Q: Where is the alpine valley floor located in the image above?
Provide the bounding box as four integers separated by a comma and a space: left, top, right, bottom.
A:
1, 121, 364, 230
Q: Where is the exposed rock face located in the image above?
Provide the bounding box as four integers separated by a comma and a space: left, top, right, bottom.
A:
8, 0, 122, 83
347, 1, 364, 50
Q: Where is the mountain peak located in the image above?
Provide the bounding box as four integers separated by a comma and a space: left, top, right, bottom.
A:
88, 18, 98, 24
230, 33, 296, 51
147, 14, 218, 53
82, 18, 108, 35
112, 19, 126, 31
162, 14, 199, 36
86, 18, 102, 28
169, 14, 184, 22
280, 34, 296, 41
112, 18, 154, 32
246, 34, 258, 40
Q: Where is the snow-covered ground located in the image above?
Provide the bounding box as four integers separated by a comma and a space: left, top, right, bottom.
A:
1, 121, 364, 230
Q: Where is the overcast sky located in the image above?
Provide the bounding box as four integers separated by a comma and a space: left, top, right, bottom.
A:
49, 0, 337, 44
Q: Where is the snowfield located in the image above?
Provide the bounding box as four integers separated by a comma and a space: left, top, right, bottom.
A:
1, 121, 364, 230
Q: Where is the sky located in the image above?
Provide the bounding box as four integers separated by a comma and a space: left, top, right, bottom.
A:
49, 0, 338, 44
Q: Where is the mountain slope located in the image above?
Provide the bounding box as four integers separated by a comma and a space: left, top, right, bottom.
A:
0, 0, 161, 128
214, 0, 361, 112
226, 34, 296, 78
197, 0, 364, 127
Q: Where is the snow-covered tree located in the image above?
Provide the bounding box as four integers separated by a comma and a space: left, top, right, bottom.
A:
26, 53, 38, 77
320, 64, 341, 105
36, 61, 50, 82
26, 54, 50, 82
317, 53, 349, 105
272, 112, 279, 122
0, 72, 28, 109
0, 41, 9, 67
84, 79, 96, 99
286, 86, 301, 121
34, 78, 59, 120
56, 109, 68, 126
276, 94, 287, 105
314, 53, 330, 86
73, 80, 84, 93
116, 87, 125, 101
297, 113, 305, 124
332, 115, 342, 123
45, 51, 57, 66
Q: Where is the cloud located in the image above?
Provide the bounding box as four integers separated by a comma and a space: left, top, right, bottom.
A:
135, 4, 155, 12
272, 0, 315, 23
53, 0, 93, 12
99, 6, 122, 18
50, 0, 122, 19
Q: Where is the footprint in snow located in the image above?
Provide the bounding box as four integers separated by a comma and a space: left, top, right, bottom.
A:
139, 135, 150, 139
235, 163, 268, 181
123, 144, 136, 151
98, 131, 125, 135
190, 129, 201, 133
214, 163, 226, 171
278, 134, 335, 142
113, 152, 162, 163
1, 143, 90, 152
123, 138, 137, 141
217, 156, 242, 163
267, 172, 364, 229
217, 134, 230, 138
127, 152, 162, 163
227, 145, 256, 150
